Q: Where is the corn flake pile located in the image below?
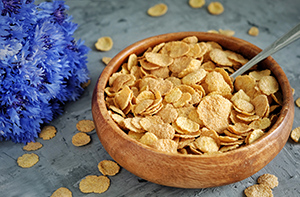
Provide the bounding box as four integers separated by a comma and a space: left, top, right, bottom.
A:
244, 173, 278, 197
79, 160, 120, 194
105, 36, 282, 155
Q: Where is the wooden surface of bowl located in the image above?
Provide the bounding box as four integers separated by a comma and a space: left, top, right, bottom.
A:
92, 32, 294, 188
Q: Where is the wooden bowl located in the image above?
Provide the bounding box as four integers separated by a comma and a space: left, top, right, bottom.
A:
92, 32, 294, 188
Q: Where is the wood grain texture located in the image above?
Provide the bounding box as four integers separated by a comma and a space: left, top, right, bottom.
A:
92, 32, 294, 188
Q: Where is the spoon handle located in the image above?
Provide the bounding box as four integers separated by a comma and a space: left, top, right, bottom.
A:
230, 23, 300, 79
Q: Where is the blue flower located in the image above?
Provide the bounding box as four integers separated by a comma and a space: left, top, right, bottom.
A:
0, 0, 90, 143
1, 0, 22, 16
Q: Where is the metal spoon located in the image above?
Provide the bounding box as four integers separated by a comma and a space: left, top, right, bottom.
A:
230, 23, 300, 80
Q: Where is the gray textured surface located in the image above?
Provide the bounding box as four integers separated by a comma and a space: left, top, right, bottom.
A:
1, 0, 300, 196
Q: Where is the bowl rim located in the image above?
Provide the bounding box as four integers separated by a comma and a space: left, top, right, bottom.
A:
93, 31, 294, 159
